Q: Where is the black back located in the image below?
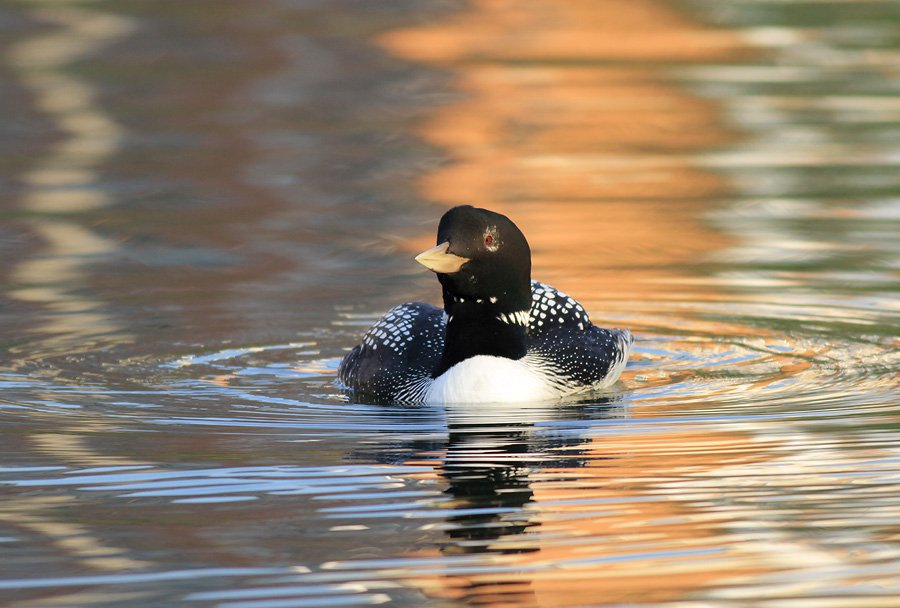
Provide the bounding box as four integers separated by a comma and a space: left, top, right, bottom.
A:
338, 302, 444, 402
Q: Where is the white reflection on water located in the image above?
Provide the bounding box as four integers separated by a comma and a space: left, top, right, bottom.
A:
7, 5, 134, 212
7, 4, 136, 356
2, 464, 434, 505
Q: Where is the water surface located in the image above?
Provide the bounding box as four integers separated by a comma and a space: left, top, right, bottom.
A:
2, 1, 900, 606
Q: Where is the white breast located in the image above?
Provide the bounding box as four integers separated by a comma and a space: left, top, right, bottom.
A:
423, 355, 563, 404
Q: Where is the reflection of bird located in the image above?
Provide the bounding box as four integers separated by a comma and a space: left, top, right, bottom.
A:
439, 423, 538, 555
339, 205, 633, 403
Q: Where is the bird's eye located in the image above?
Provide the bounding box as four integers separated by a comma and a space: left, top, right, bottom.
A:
485, 235, 493, 246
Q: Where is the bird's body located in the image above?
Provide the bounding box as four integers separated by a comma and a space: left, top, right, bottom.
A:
338, 206, 633, 404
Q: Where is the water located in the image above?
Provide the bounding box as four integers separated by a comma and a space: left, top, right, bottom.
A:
2, 0, 900, 606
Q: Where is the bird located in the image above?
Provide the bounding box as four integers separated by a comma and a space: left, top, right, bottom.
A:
338, 205, 633, 404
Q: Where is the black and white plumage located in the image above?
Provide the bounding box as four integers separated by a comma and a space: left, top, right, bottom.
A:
338, 205, 633, 404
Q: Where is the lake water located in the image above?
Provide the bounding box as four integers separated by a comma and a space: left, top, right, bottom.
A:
2, 0, 900, 606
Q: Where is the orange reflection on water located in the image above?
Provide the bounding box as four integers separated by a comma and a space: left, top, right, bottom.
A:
378, 0, 764, 604
380, 0, 751, 301
523, 431, 771, 605
401, 427, 775, 607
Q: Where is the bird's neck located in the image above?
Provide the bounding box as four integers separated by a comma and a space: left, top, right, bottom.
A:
434, 292, 530, 377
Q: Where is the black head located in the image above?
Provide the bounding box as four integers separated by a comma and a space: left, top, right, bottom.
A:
416, 206, 533, 373
416, 205, 531, 310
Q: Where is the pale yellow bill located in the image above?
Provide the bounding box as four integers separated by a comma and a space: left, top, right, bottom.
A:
415, 241, 469, 274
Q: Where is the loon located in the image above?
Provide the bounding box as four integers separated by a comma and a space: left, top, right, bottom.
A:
338, 205, 633, 404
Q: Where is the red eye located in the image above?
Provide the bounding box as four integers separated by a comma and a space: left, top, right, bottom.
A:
485, 235, 493, 246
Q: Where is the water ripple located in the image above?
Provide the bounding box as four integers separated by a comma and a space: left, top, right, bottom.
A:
2, 464, 436, 505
